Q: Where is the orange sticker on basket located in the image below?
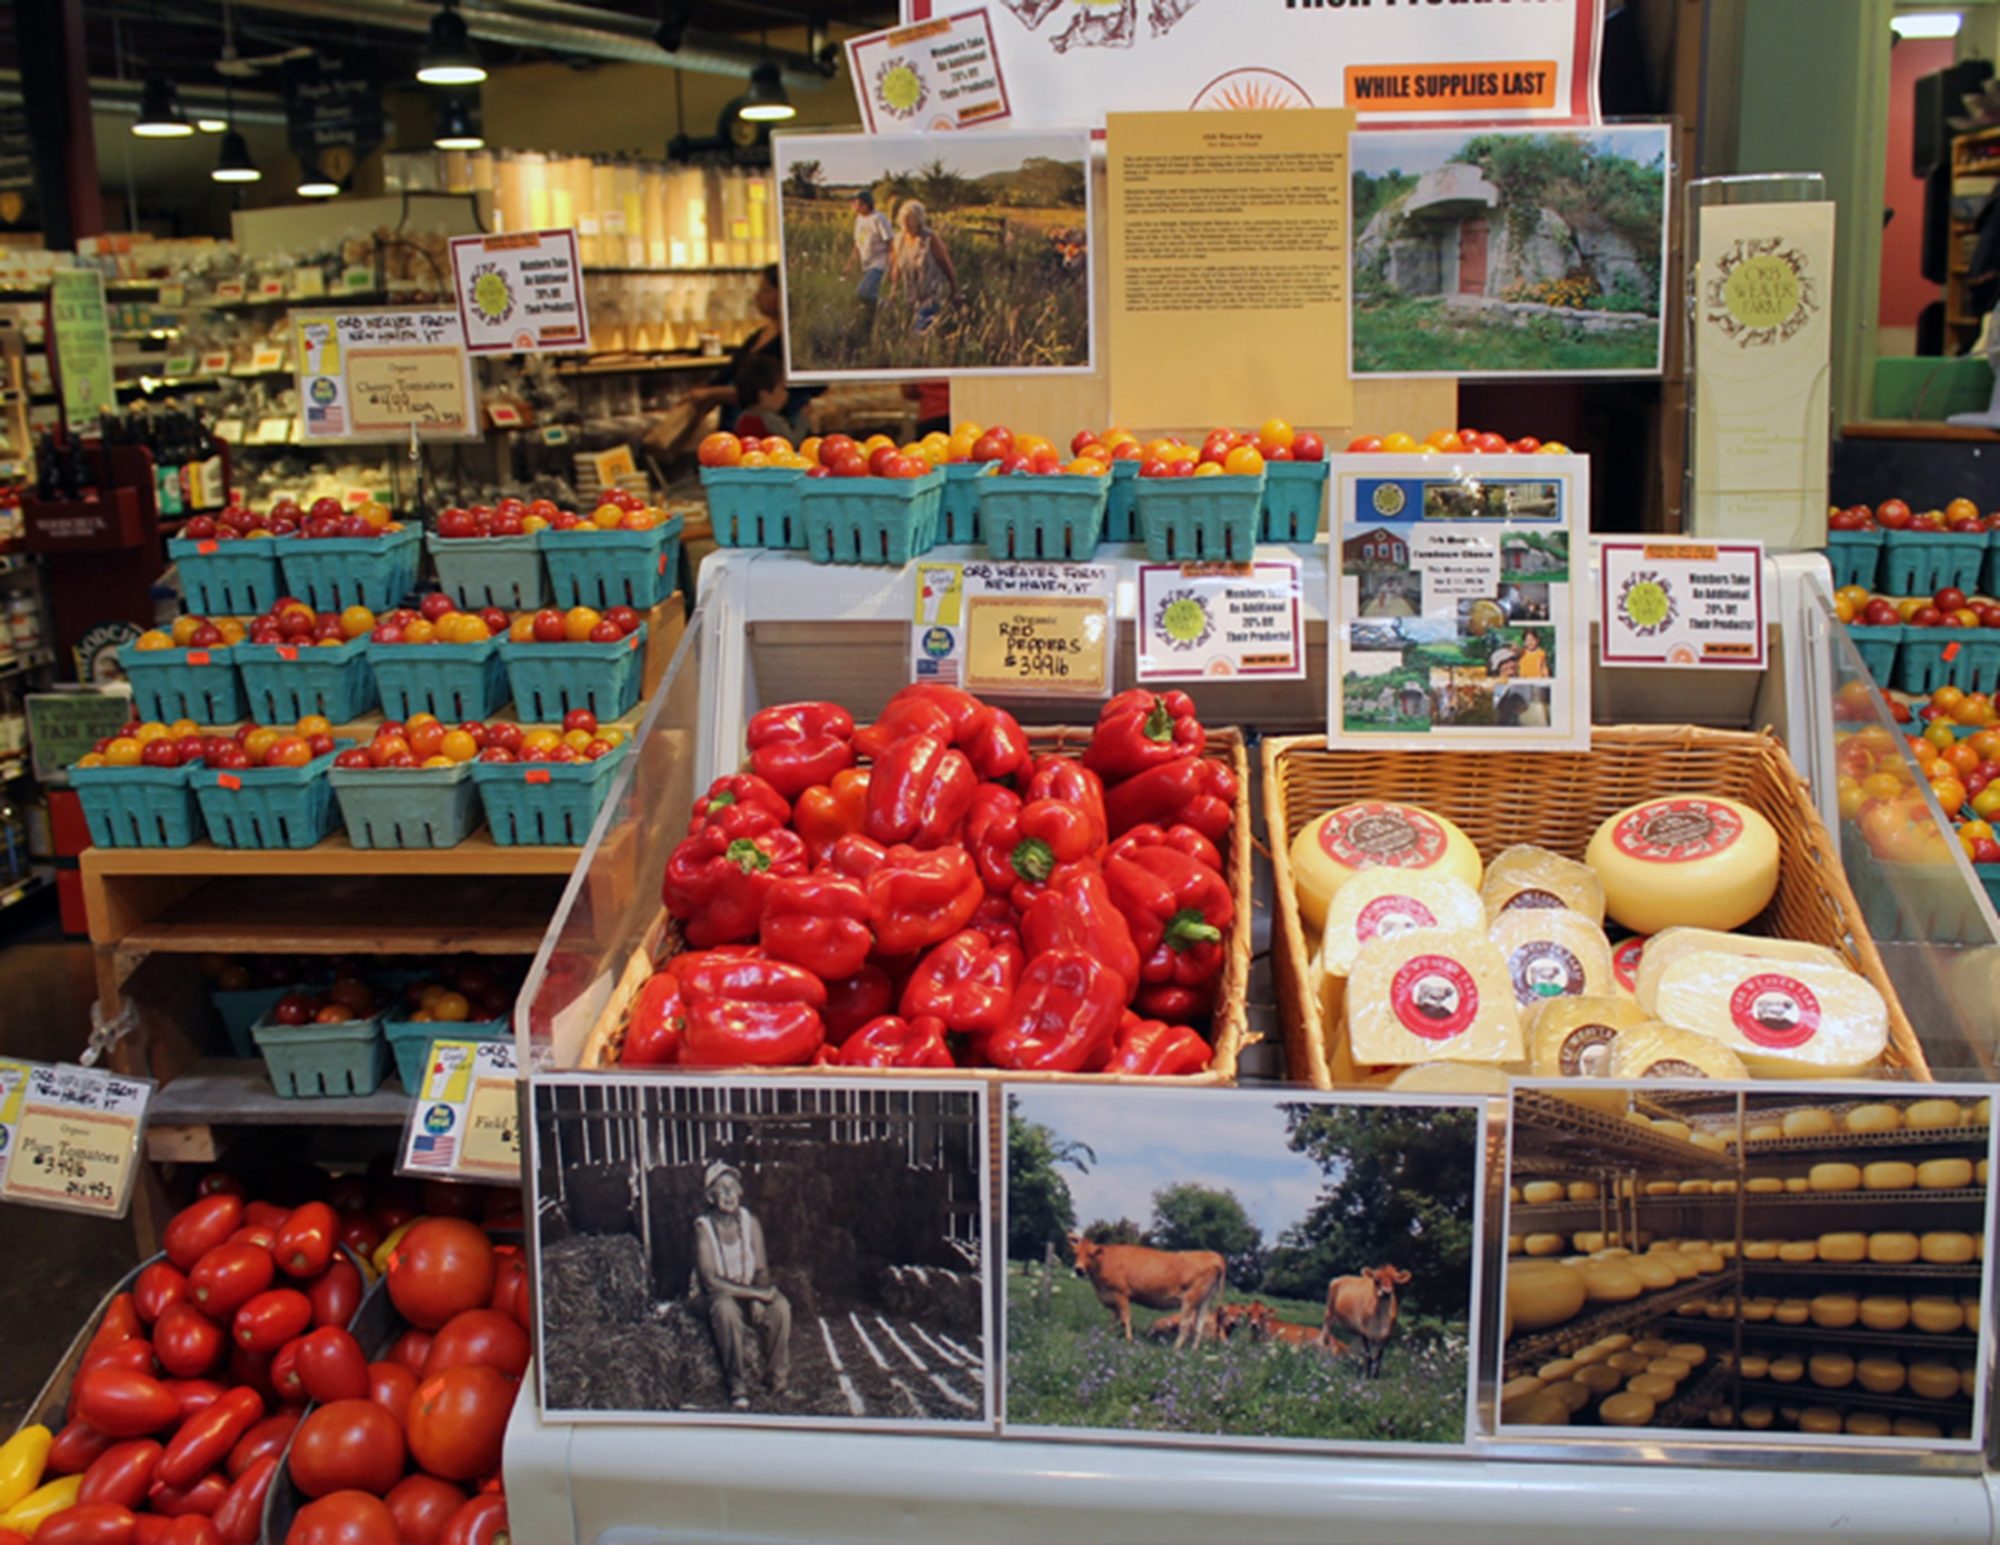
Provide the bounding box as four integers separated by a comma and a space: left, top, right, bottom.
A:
277, 646, 299, 662
186, 650, 212, 666
657, 552, 668, 575
628, 633, 641, 650
1945, 641, 1963, 663
196, 540, 218, 555
525, 769, 552, 785
216, 773, 242, 791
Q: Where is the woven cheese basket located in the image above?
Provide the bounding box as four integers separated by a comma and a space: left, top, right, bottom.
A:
578, 727, 1255, 1084
1263, 725, 1927, 1089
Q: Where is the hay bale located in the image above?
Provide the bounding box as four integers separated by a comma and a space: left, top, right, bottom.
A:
566, 1161, 636, 1235
540, 1234, 649, 1332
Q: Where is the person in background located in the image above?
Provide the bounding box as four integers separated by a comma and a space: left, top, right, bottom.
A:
692, 1160, 792, 1409
904, 379, 950, 438
846, 189, 893, 309
687, 265, 784, 432
888, 201, 958, 335
732, 354, 800, 444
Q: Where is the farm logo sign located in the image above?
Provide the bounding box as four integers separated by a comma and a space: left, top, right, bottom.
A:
1706, 237, 1819, 349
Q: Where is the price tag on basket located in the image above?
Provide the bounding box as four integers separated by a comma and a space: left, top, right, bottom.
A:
0, 1060, 154, 1218
912, 560, 1115, 700
399, 1040, 521, 1182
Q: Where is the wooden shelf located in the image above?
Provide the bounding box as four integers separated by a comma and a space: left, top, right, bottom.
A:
83, 830, 585, 879
553, 354, 724, 378
147, 1057, 413, 1161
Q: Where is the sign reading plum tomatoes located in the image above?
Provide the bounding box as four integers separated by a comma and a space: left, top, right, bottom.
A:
0, 1059, 154, 1218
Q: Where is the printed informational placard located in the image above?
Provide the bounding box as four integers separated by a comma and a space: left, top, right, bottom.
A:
1690, 200, 1835, 549
1328, 454, 1589, 752
849, 8, 1011, 133
1137, 559, 1304, 682
400, 1040, 520, 1182
1598, 538, 1767, 670
448, 229, 591, 354
1108, 110, 1351, 428
0, 1061, 153, 1218
294, 309, 479, 444
913, 559, 1113, 698
26, 690, 134, 780
902, 0, 1600, 128
50, 269, 114, 432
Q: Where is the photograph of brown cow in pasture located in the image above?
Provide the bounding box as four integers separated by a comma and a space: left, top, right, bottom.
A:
1003, 1091, 1484, 1447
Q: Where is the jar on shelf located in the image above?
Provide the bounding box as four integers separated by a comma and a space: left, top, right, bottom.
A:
6, 595, 39, 653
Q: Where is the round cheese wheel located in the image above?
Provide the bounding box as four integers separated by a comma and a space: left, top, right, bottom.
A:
1508, 1234, 1524, 1255
1912, 1296, 1965, 1334
1573, 1364, 1622, 1394
1818, 1233, 1866, 1263
1905, 1099, 1965, 1131
1741, 1404, 1774, 1430
1909, 1361, 1961, 1400
1508, 1185, 1521, 1203
1777, 1240, 1819, 1263
1586, 797, 1779, 935
1740, 1354, 1771, 1379
1544, 1379, 1592, 1414
1692, 1133, 1729, 1153
1782, 1108, 1836, 1138
1742, 1298, 1776, 1321
1538, 1358, 1580, 1382
1863, 1161, 1916, 1191
1859, 1295, 1910, 1331
1857, 1356, 1906, 1395
1572, 1231, 1607, 1253
1644, 1181, 1680, 1197
1651, 1119, 1692, 1140
1809, 1293, 1858, 1328
1522, 1180, 1565, 1205
1669, 1343, 1708, 1368
1774, 1301, 1811, 1325
1846, 1103, 1902, 1134
1714, 1179, 1738, 1195
1594, 1334, 1634, 1353
1501, 1375, 1548, 1404
1675, 1239, 1711, 1254
1981, 1158, 1991, 1184
1597, 1246, 1633, 1258
1707, 1407, 1735, 1429
1706, 1301, 1734, 1320
1585, 1266, 1644, 1303
1631, 1337, 1672, 1357
1647, 1357, 1692, 1382
1894, 1418, 1943, 1439
1917, 1158, 1974, 1190
1483, 844, 1607, 924
1799, 1408, 1842, 1435
1809, 1163, 1861, 1193
1677, 1301, 1711, 1318
1688, 1250, 1725, 1275
1627, 1257, 1678, 1292
1598, 1391, 1657, 1426
1571, 1343, 1611, 1366
1768, 1355, 1805, 1383
1845, 1411, 1893, 1437
1747, 1123, 1784, 1143
1743, 1240, 1781, 1260
1809, 1353, 1855, 1389
1525, 1232, 1565, 1256
1978, 1097, 1992, 1123
1784, 1178, 1810, 1195
1678, 1180, 1713, 1196
1963, 1298, 1981, 1332
1507, 1261, 1589, 1332
1290, 803, 1482, 933
1566, 1180, 1601, 1202
1626, 1373, 1677, 1402
1921, 1231, 1975, 1264
1745, 1177, 1785, 1195
1503, 1391, 1571, 1426
1869, 1232, 1920, 1264
1607, 1350, 1651, 1375
1714, 1240, 1738, 1258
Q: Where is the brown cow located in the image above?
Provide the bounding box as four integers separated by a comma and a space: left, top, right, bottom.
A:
1067, 1233, 1225, 1348
1324, 1264, 1411, 1378
1150, 1302, 1254, 1344
1244, 1302, 1346, 1354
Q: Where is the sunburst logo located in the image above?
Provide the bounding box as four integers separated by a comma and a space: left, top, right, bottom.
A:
874, 56, 929, 119
1153, 588, 1212, 651
1191, 68, 1313, 112
469, 264, 515, 327
1617, 570, 1675, 636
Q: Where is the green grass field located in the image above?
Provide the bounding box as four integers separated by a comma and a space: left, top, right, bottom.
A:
1355, 292, 1658, 375
1004, 1265, 1469, 1444
783, 201, 1089, 374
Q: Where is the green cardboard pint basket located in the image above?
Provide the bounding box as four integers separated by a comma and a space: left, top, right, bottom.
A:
1824, 529, 1883, 590
385, 1017, 509, 1091
499, 627, 646, 721
368, 639, 511, 721
252, 1010, 389, 1098
1135, 473, 1265, 561
119, 642, 245, 724
542, 516, 682, 610
703, 467, 805, 549
941, 461, 995, 544
278, 526, 421, 612
471, 743, 629, 845
170, 536, 285, 616
1896, 627, 2000, 696
235, 636, 378, 723
1103, 459, 1140, 543
1843, 623, 1903, 684
426, 530, 548, 610
71, 762, 203, 848
978, 473, 1107, 560
798, 469, 943, 565
193, 747, 345, 850
1881, 530, 1986, 595
1261, 461, 1328, 542
330, 761, 481, 850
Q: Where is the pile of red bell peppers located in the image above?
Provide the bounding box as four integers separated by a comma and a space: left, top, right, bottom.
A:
631, 686, 1239, 1074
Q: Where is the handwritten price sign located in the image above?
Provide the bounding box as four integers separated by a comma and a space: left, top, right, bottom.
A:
965, 594, 1109, 698
0, 1062, 153, 1218
399, 1040, 521, 1182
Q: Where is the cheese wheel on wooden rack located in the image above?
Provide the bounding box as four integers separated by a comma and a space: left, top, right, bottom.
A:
1627, 1256, 1679, 1292
1809, 1163, 1861, 1193
1500, 1375, 1547, 1406
1678, 1180, 1713, 1196
1809, 1353, 1856, 1389
1708, 1407, 1735, 1430
1586, 798, 1781, 936
1521, 1180, 1566, 1205
1652, 1119, 1693, 1141
1774, 1301, 1811, 1326
1490, 909, 1615, 1009
1909, 1362, 1962, 1400
1747, 1123, 1785, 1142
1677, 1300, 1712, 1319
1527, 995, 1649, 1079
1743, 1239, 1781, 1260
1818, 1233, 1867, 1263
1777, 1240, 1819, 1263
1572, 1231, 1607, 1253
1647, 1357, 1692, 1382
1921, 1232, 1975, 1264
1857, 1357, 1906, 1395
1917, 1158, 1974, 1190
1692, 1132, 1730, 1153
1633, 926, 1846, 1015
1863, 1161, 1916, 1191
1657, 1253, 1699, 1281
1544, 1379, 1592, 1414
1895, 1418, 1944, 1439
1741, 1405, 1775, 1430
1783, 1107, 1838, 1138
1911, 1296, 1965, 1334
1705, 1300, 1734, 1320
1686, 1250, 1726, 1275
1869, 1232, 1920, 1265
1846, 1103, 1902, 1134
1669, 1344, 1707, 1369
1809, 1293, 1859, 1328
1347, 929, 1523, 1066
1594, 1334, 1634, 1353
1607, 1351, 1651, 1375
1567, 1180, 1601, 1202
1573, 1364, 1622, 1394
1799, 1408, 1843, 1435
1905, 1099, 1965, 1131
1782, 1177, 1809, 1194
1963, 1299, 1982, 1332
1631, 1338, 1672, 1358
1651, 955, 1889, 1078
1524, 1232, 1565, 1256
1320, 867, 1486, 978
1740, 1354, 1771, 1379
1605, 1022, 1750, 1082
1482, 845, 1607, 924
1768, 1354, 1805, 1381
1713, 1179, 1738, 1195
1846, 1411, 1893, 1437
1599, 1391, 1657, 1426
1626, 1373, 1678, 1402
1859, 1295, 1910, 1331
1502, 1390, 1570, 1426
1507, 1260, 1588, 1332
1584, 1265, 1645, 1303
1980, 1159, 1990, 1185
1745, 1178, 1785, 1196
1538, 1358, 1580, 1382
1291, 802, 1483, 933
1644, 1181, 1680, 1197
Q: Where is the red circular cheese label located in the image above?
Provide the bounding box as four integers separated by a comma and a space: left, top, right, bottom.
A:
1355, 893, 1439, 945
1320, 804, 1448, 871
1728, 973, 1821, 1049
1508, 940, 1585, 1004
1390, 954, 1479, 1041
1501, 887, 1567, 912
1612, 936, 1647, 993
1611, 799, 1744, 864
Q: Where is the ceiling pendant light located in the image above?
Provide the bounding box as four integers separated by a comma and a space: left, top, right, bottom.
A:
418, 0, 487, 86
212, 128, 261, 183
298, 164, 341, 198
132, 75, 194, 138
434, 95, 484, 151
738, 61, 796, 124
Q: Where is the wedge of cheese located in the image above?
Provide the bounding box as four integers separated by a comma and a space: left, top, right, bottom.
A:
1650, 953, 1888, 1076
1482, 845, 1607, 925
1320, 868, 1485, 978
1506, 1260, 1588, 1332
1633, 926, 1847, 1015
1586, 796, 1781, 935
1346, 929, 1523, 1066
1526, 995, 1649, 1078
1290, 802, 1482, 933
1490, 909, 1615, 1010
1604, 1020, 1750, 1081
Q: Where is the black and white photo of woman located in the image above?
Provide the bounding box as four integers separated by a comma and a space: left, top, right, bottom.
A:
693, 1160, 793, 1409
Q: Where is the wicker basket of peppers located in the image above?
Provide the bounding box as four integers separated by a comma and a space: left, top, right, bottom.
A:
584, 684, 1253, 1081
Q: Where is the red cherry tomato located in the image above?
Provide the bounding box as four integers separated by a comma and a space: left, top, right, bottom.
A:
243, 1201, 290, 1231
48, 1418, 117, 1474
133, 1264, 190, 1326
224, 1226, 278, 1252
385, 1475, 470, 1545
148, 1469, 230, 1517
197, 1172, 246, 1198
296, 1328, 371, 1403
273, 1203, 338, 1279
284, 1491, 400, 1545
87, 1296, 145, 1358
75, 1367, 180, 1438
386, 1220, 495, 1331
486, 1254, 530, 1332
437, 1493, 509, 1545
406, 1365, 515, 1482
154, 1304, 226, 1379
187, 1244, 275, 1321
157, 1387, 264, 1490
288, 1399, 407, 1498
78, 1339, 156, 1388
34, 1505, 140, 1545
308, 1260, 363, 1330
233, 1289, 312, 1353
226, 1412, 297, 1478
164, 1197, 245, 1272
78, 1439, 163, 1509
366, 1361, 418, 1428
270, 1339, 307, 1406
143, 1519, 224, 1545
421, 1310, 529, 1382
336, 1215, 383, 1264
161, 1380, 228, 1424
385, 1329, 433, 1376
211, 1453, 278, 1544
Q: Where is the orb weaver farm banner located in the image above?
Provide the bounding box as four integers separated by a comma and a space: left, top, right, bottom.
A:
901, 0, 1602, 130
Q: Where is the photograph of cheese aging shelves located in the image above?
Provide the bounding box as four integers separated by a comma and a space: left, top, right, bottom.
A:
1498, 1083, 1996, 1449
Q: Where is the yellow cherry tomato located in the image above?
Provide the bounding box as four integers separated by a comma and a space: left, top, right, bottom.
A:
0, 1474, 82, 1536
0, 1424, 51, 1511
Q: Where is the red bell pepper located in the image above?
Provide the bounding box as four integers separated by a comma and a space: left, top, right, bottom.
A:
864, 733, 978, 848
793, 769, 870, 863
1020, 866, 1141, 993
964, 784, 1026, 894
1107, 821, 1222, 876
622, 970, 686, 1066
821, 964, 894, 1045
662, 826, 809, 947
901, 930, 1023, 1038
1104, 846, 1233, 994
687, 774, 790, 838
967, 893, 1023, 950
1107, 1014, 1212, 1076
677, 956, 827, 1066
1013, 796, 1101, 886
1104, 754, 1237, 843
746, 701, 856, 798
821, 832, 888, 882
855, 685, 1030, 780
865, 844, 983, 956
1024, 757, 1108, 843
987, 951, 1125, 1072
1083, 690, 1206, 781
1135, 981, 1214, 1022
837, 1015, 955, 1068
759, 874, 874, 980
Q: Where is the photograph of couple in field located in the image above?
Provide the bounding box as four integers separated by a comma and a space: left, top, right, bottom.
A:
775, 129, 1094, 380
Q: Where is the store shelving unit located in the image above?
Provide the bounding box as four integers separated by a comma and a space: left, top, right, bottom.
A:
1504, 1270, 1743, 1373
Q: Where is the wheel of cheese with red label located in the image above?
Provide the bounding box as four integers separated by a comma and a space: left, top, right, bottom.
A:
1290, 802, 1482, 933
1585, 795, 1780, 935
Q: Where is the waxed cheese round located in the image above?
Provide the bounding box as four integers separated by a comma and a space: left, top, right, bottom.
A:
1627, 1257, 1678, 1291
1768, 1355, 1805, 1382
1598, 1391, 1656, 1426
1678, 1180, 1713, 1196
1809, 1293, 1858, 1328
1644, 1181, 1680, 1197
1857, 1357, 1906, 1395
1860, 1296, 1910, 1331
1524, 1233, 1565, 1256
1586, 796, 1780, 935
1539, 1358, 1580, 1382
1777, 1240, 1818, 1263
1846, 1411, 1893, 1437
1291, 803, 1482, 933
1909, 1362, 1960, 1400
1567, 1180, 1600, 1202
1896, 1418, 1943, 1439
1708, 1407, 1735, 1429
1669, 1344, 1707, 1368
1784, 1178, 1810, 1195
1863, 1161, 1916, 1191
1544, 1379, 1591, 1414
1921, 1232, 1975, 1264
1809, 1353, 1855, 1389
1912, 1296, 1965, 1334
1869, 1232, 1920, 1264
1747, 1123, 1784, 1142
1631, 1338, 1672, 1358
1818, 1233, 1866, 1263
1585, 1266, 1644, 1303
1740, 1354, 1770, 1379
1741, 1405, 1774, 1429
1905, 1098, 1965, 1130
1647, 1357, 1691, 1382
1607, 1351, 1651, 1375
1743, 1239, 1781, 1260
1783, 1108, 1836, 1138
1482, 844, 1606, 924
1809, 1163, 1861, 1193
1626, 1373, 1677, 1402
1745, 1178, 1785, 1195
1917, 1158, 1973, 1190
1507, 1261, 1588, 1331
1774, 1301, 1811, 1325
1964, 1299, 1982, 1332
1321, 868, 1487, 977
1847, 1103, 1901, 1134
1522, 1180, 1565, 1205
1799, 1408, 1842, 1435
1573, 1364, 1622, 1394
